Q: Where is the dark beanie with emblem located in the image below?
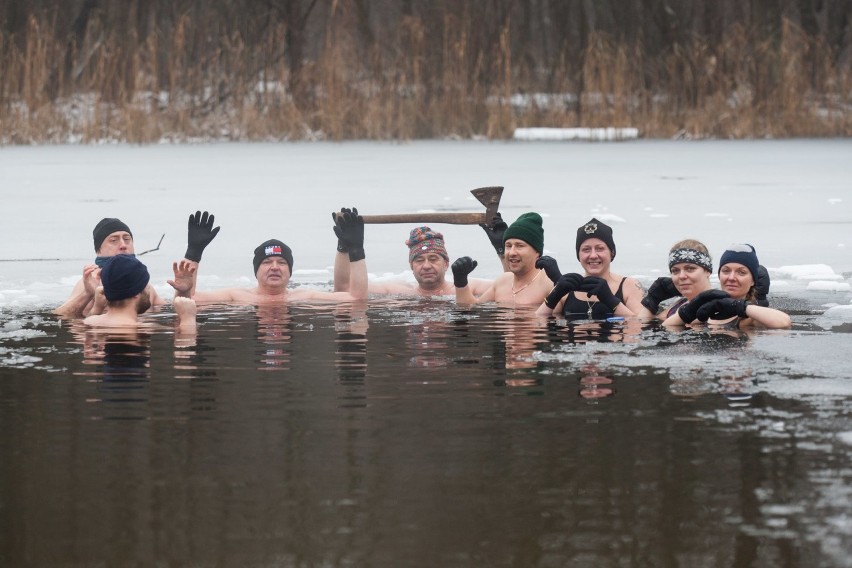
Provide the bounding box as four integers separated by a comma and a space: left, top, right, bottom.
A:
576, 218, 616, 260
93, 218, 132, 251
718, 243, 759, 282
502, 212, 544, 253
253, 239, 294, 275
100, 254, 150, 301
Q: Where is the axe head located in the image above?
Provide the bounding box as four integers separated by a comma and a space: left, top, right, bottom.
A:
470, 186, 503, 222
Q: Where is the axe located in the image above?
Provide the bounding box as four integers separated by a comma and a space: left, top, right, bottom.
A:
335, 186, 503, 225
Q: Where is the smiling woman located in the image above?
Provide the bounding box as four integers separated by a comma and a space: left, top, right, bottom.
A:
637, 238, 715, 320
659, 243, 793, 329
704, 244, 792, 329
536, 217, 645, 319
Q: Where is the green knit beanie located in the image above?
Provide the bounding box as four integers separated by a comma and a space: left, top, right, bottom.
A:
503, 212, 544, 253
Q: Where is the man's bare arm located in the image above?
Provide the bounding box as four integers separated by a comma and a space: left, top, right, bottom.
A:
54, 265, 99, 317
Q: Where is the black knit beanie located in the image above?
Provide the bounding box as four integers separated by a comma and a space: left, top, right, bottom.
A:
576, 218, 616, 260
253, 239, 294, 275
93, 218, 132, 252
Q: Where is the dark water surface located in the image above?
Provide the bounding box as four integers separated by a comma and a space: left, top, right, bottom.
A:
2, 300, 851, 567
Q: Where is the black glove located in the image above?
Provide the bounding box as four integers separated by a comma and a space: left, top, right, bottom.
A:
755, 265, 770, 307
332, 208, 352, 253
185, 210, 220, 262
676, 289, 729, 323
579, 276, 622, 311
535, 256, 562, 284
451, 256, 478, 288
479, 213, 508, 256
696, 297, 750, 322
544, 272, 583, 309
640, 277, 680, 313
333, 207, 365, 262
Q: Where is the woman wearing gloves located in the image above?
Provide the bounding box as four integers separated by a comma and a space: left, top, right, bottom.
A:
687, 244, 791, 329
638, 239, 718, 321
535, 218, 644, 319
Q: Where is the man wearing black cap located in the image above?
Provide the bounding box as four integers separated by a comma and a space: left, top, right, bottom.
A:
54, 217, 167, 317
84, 255, 197, 331
171, 208, 369, 304
56, 211, 221, 317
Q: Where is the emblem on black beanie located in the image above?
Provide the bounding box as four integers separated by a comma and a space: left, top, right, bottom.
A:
584, 223, 598, 235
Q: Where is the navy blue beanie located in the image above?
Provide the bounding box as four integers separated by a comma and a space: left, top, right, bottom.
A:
719, 244, 759, 282
100, 254, 150, 301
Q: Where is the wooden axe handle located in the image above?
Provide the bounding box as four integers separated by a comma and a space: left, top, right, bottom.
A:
360, 212, 486, 225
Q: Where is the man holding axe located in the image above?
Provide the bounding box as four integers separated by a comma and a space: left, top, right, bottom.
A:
332, 187, 509, 297
452, 212, 556, 307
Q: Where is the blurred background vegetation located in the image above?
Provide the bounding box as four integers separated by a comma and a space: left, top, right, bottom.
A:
1, 0, 850, 143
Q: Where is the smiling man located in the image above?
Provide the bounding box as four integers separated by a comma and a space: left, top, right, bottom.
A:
335, 225, 493, 297
452, 212, 554, 306
174, 208, 369, 304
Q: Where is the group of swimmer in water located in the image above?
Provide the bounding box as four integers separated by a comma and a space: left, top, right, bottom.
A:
54, 207, 792, 331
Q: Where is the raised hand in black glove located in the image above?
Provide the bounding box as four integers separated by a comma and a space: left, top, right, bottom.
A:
332, 208, 353, 253
333, 207, 365, 262
676, 289, 729, 323
544, 272, 584, 309
185, 210, 220, 262
451, 256, 478, 288
535, 256, 562, 284
479, 213, 508, 256
755, 265, 770, 307
640, 277, 680, 314
696, 297, 750, 322
579, 276, 622, 311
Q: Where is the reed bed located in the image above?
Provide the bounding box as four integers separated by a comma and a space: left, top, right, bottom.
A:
1, 7, 849, 144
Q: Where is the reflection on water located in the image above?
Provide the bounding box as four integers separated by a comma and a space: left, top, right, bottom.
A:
0, 301, 851, 567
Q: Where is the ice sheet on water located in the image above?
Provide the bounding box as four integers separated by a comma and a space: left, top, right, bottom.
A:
777, 264, 843, 281
822, 304, 852, 320
808, 281, 852, 292
762, 378, 852, 397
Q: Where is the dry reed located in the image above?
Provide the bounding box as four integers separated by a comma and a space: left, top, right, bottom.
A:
0, 10, 848, 145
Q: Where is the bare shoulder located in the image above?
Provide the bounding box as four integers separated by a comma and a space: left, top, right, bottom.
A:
289, 288, 353, 302
622, 276, 644, 297
469, 278, 493, 296
369, 281, 415, 295
493, 272, 514, 286
193, 287, 246, 303
147, 284, 166, 305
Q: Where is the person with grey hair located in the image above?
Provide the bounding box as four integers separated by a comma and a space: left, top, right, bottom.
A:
171, 208, 369, 305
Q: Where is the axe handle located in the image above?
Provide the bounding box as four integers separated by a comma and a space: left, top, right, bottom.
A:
358, 212, 487, 225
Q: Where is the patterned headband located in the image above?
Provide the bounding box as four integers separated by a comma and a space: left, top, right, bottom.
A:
668, 248, 712, 272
